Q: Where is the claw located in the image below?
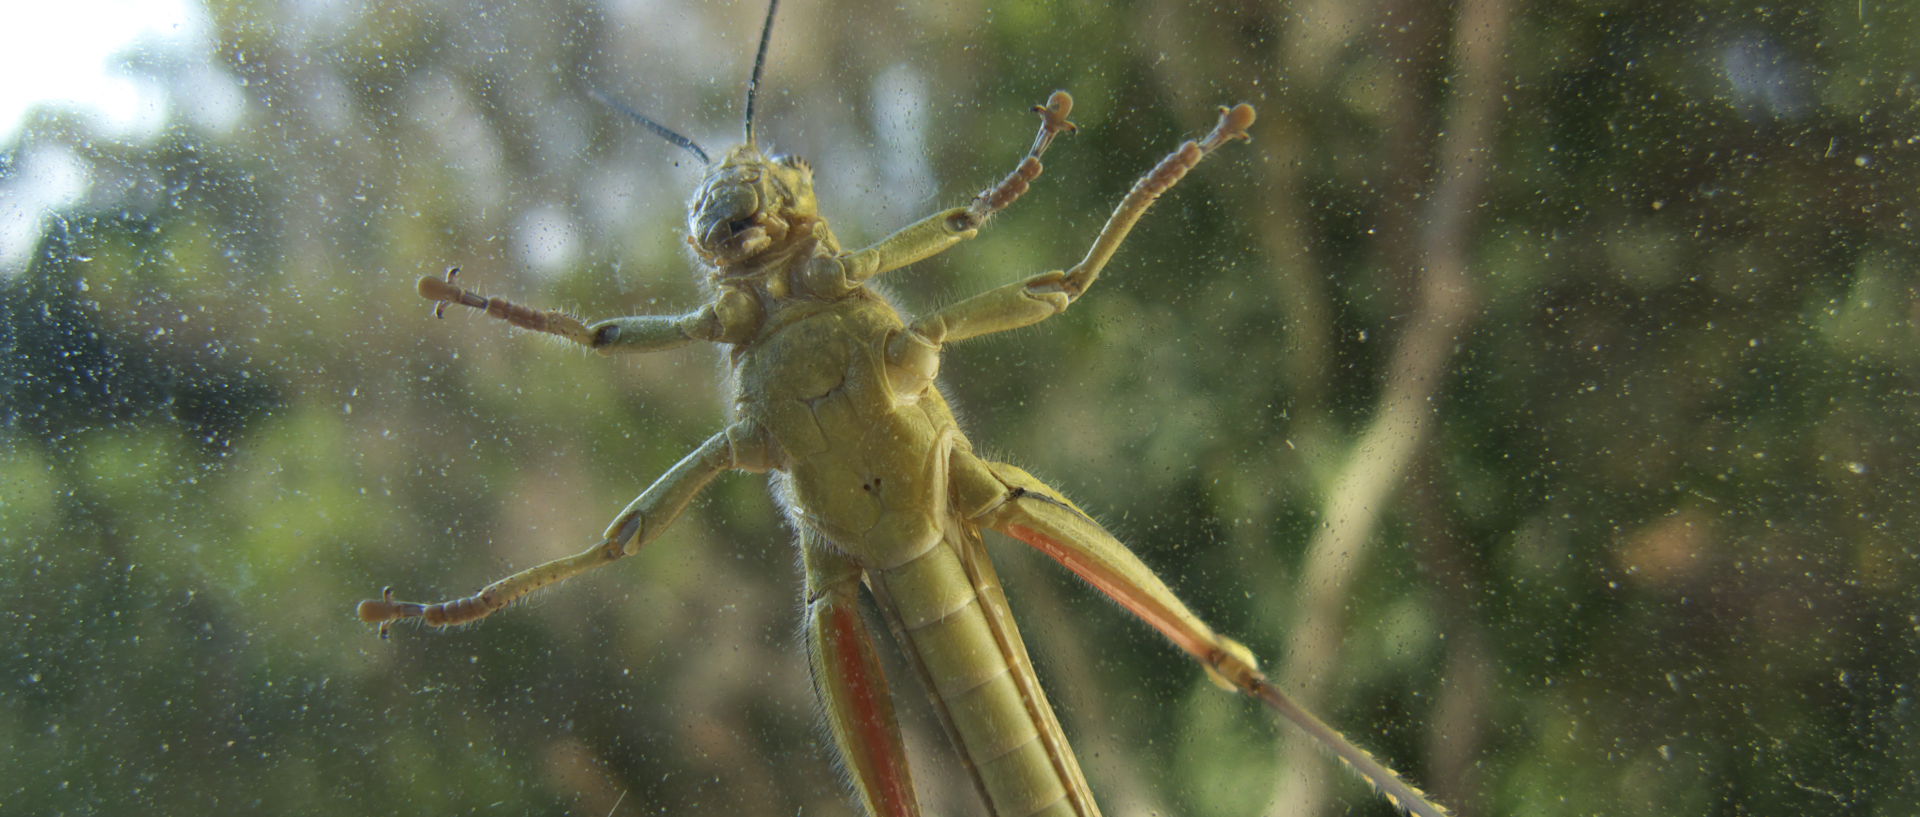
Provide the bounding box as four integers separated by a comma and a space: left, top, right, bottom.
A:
418, 267, 489, 318
358, 586, 427, 639
1027, 90, 1078, 157
432, 267, 459, 318
1200, 103, 1256, 151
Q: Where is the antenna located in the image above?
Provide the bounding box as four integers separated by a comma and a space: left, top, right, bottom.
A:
588, 86, 712, 165
742, 0, 781, 146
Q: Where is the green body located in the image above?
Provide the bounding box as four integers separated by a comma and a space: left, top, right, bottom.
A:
731, 260, 1093, 815
370, 83, 1450, 817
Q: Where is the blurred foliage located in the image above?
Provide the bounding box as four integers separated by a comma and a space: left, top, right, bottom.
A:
2, 0, 1917, 815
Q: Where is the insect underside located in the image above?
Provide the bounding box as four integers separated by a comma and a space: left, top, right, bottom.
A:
358, 3, 1452, 817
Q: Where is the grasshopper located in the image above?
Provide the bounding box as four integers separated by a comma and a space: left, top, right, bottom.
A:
359, 2, 1449, 815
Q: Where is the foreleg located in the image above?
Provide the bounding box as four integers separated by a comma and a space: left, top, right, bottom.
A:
417, 267, 743, 353
825, 92, 1077, 289
357, 423, 770, 635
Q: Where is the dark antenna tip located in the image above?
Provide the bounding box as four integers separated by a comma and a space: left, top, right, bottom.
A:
743, 0, 781, 147
588, 85, 712, 166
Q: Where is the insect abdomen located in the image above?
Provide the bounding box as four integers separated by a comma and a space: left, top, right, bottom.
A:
874, 534, 1098, 817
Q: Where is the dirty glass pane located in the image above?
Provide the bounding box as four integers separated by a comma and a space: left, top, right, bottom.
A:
3, 1, 1913, 815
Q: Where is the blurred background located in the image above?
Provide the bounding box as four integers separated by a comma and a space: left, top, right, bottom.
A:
3, 0, 1916, 815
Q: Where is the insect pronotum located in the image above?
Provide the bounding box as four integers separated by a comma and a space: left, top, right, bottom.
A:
358, 3, 1452, 816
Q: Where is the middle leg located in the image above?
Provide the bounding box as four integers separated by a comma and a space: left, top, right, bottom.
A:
882, 103, 1255, 391
356, 425, 752, 636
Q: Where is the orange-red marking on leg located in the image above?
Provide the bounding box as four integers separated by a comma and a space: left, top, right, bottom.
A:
1004, 524, 1212, 662
829, 606, 916, 817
